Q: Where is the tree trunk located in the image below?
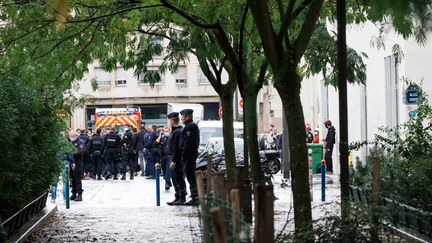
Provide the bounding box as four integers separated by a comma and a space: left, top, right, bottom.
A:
243, 88, 264, 186
220, 90, 236, 188
275, 72, 313, 236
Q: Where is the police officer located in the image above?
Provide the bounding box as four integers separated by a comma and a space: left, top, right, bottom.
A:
158, 126, 172, 190
103, 126, 121, 180
144, 125, 158, 179
120, 124, 134, 180
68, 130, 85, 201
179, 109, 200, 206
166, 112, 186, 205
88, 128, 104, 180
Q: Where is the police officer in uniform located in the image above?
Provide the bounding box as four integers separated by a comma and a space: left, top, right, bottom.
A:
68, 131, 85, 201
88, 128, 104, 180
144, 125, 158, 179
120, 124, 135, 180
179, 109, 200, 206
166, 112, 186, 205
103, 126, 121, 180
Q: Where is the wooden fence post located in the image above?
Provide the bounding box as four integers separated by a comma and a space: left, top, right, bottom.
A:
230, 189, 241, 243
255, 185, 274, 243
211, 207, 228, 243
212, 172, 226, 202
196, 171, 210, 243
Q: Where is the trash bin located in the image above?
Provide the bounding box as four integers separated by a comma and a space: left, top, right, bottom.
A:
307, 143, 323, 173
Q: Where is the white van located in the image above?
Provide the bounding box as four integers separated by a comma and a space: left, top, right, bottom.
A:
197, 120, 244, 148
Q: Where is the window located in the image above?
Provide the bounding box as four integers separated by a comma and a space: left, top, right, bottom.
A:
138, 66, 162, 84
115, 68, 127, 86
385, 55, 399, 127
95, 68, 111, 86
150, 36, 163, 46
175, 66, 187, 84
199, 69, 210, 84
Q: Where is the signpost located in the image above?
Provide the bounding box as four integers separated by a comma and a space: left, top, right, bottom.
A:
405, 84, 420, 119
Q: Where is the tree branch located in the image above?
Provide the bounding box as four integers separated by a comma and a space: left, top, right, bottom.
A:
278, 0, 296, 43
239, 3, 249, 68
294, 0, 324, 64
292, 0, 313, 18
248, 0, 280, 69
160, 0, 219, 29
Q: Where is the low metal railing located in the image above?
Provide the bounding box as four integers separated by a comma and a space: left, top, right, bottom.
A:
349, 186, 432, 239
0, 191, 48, 237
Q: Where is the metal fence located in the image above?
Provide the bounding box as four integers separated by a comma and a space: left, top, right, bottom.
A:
0, 191, 48, 237
349, 186, 432, 239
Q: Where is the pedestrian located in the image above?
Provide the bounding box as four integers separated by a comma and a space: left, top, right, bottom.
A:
144, 125, 158, 179
158, 127, 172, 190
103, 126, 121, 180
88, 128, 104, 180
68, 130, 85, 201
166, 112, 186, 205
79, 129, 91, 179
305, 123, 314, 143
324, 120, 336, 173
179, 109, 200, 206
131, 127, 139, 176
134, 124, 147, 176
120, 124, 134, 180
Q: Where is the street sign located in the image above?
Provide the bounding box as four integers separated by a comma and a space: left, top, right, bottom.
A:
408, 109, 417, 119
239, 98, 244, 108
405, 84, 420, 104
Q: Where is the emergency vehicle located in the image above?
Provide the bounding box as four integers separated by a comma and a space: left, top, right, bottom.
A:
94, 108, 142, 133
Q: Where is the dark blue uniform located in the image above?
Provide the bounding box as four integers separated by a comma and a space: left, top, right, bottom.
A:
103, 131, 121, 179
159, 133, 171, 187
168, 126, 184, 200
180, 119, 200, 200
120, 129, 135, 179
88, 133, 104, 180
71, 138, 85, 199
144, 130, 158, 177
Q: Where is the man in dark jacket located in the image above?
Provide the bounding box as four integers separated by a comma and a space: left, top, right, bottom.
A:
134, 124, 147, 176
179, 109, 200, 206
103, 126, 121, 180
88, 128, 104, 180
144, 125, 158, 179
68, 130, 85, 201
324, 120, 336, 173
166, 112, 186, 205
120, 124, 135, 180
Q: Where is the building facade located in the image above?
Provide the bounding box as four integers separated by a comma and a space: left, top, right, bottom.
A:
70, 55, 221, 130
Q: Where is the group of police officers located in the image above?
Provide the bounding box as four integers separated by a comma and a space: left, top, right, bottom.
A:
67, 108, 200, 206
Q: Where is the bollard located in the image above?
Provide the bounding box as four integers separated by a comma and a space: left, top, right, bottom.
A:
321, 160, 326, 202
155, 163, 161, 206
65, 162, 70, 209
308, 149, 313, 201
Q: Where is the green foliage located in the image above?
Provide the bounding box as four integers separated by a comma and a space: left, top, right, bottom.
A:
0, 77, 63, 222
351, 81, 432, 211
277, 204, 390, 242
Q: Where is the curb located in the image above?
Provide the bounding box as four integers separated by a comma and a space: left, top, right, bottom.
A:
9, 204, 57, 243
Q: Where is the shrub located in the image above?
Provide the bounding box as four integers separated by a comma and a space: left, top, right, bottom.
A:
0, 77, 63, 222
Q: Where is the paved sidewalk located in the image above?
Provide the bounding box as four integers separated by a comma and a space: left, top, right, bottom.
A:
26, 173, 341, 242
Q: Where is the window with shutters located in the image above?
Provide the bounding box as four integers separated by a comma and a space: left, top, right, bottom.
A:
115, 68, 127, 86
175, 65, 187, 84
95, 68, 111, 86
138, 66, 163, 85
198, 69, 210, 84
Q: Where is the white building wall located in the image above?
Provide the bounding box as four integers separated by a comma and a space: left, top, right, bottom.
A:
301, 22, 432, 173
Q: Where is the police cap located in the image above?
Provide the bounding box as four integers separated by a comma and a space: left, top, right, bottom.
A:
179, 109, 193, 116
167, 112, 179, 119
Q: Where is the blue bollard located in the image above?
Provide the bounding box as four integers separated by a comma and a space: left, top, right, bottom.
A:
321, 160, 326, 202
155, 163, 161, 206
64, 162, 70, 209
